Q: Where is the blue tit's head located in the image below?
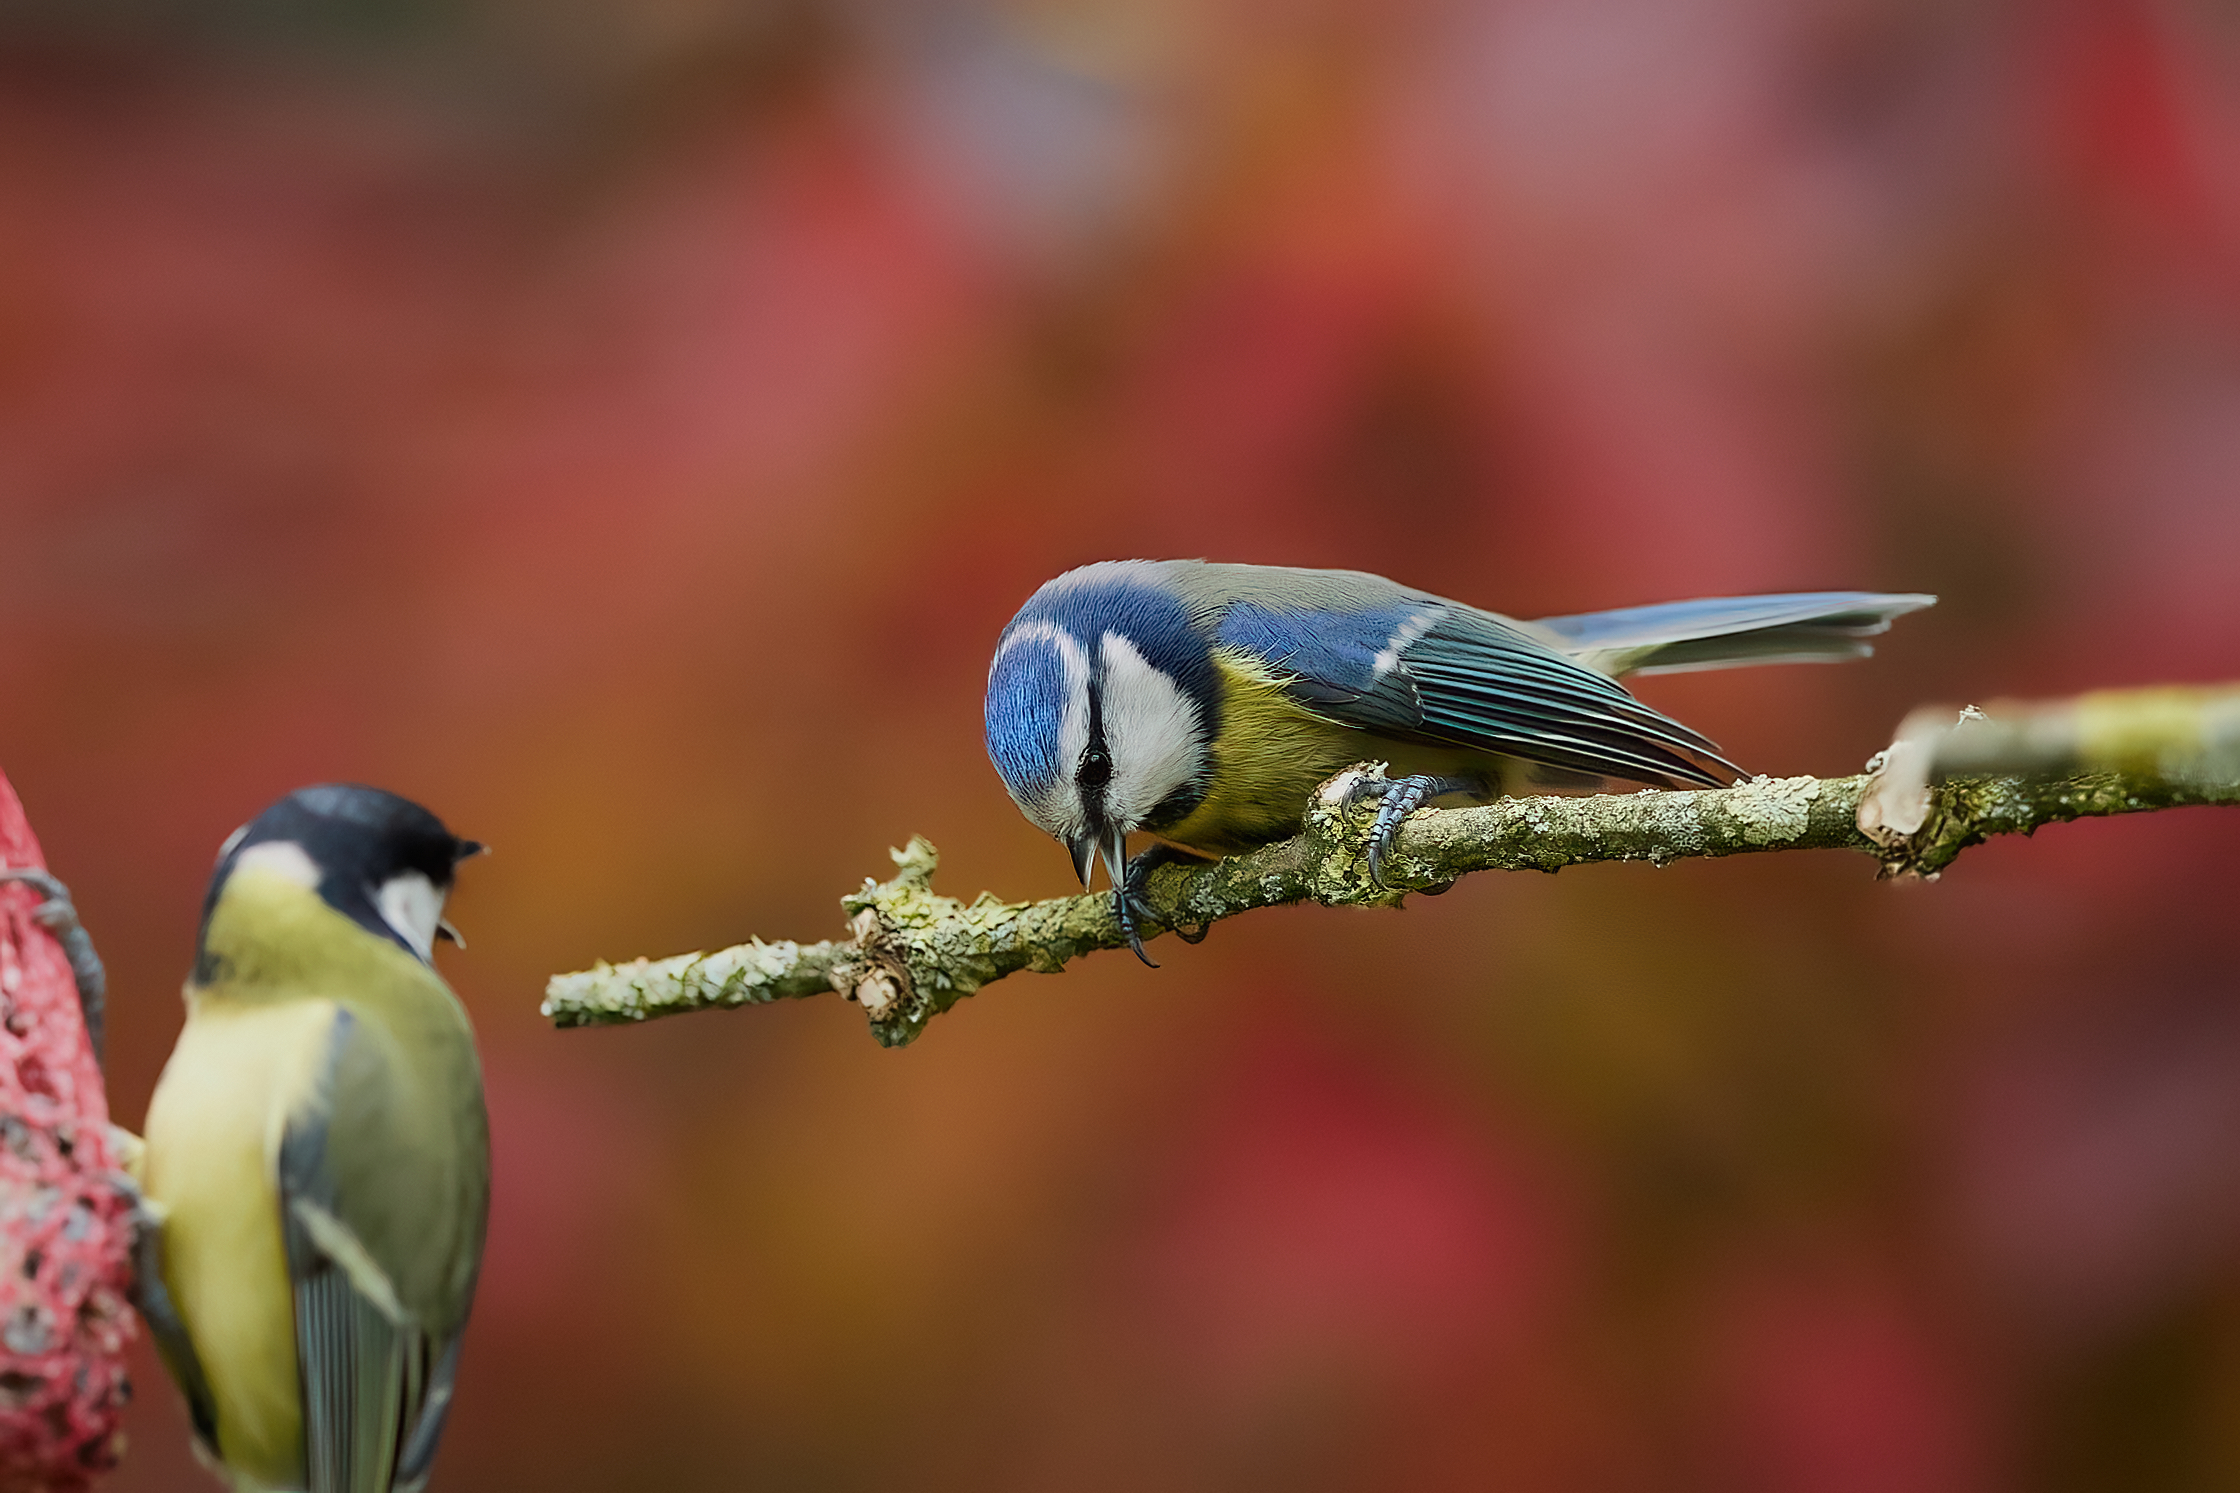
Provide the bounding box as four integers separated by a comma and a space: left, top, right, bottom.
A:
985, 563, 1221, 888
200, 783, 486, 972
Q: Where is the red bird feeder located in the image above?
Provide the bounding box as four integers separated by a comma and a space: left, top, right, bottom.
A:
0, 771, 135, 1492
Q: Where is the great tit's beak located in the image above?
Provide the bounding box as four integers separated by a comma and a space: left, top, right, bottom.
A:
437, 919, 466, 949
1070, 833, 1099, 890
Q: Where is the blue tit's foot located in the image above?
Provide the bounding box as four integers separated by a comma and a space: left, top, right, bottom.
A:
1110, 882, 1156, 968
0, 868, 107, 1062
1121, 842, 1215, 960
1341, 773, 1488, 889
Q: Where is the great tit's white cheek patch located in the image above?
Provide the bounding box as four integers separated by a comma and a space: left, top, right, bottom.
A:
234, 840, 321, 888
376, 871, 446, 963
1098, 631, 1206, 829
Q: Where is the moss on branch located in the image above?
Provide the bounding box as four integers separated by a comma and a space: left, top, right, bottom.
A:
543, 740, 2240, 1047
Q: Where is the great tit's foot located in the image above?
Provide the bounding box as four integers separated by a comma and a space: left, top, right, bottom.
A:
0, 867, 107, 1062
1122, 843, 1214, 952
1343, 774, 1486, 889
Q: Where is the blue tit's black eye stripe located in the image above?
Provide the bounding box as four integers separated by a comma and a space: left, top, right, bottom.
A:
1080, 681, 1112, 808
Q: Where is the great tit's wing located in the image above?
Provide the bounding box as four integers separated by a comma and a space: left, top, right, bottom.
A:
394, 1336, 466, 1493
1532, 591, 1937, 676
1197, 568, 1740, 788
280, 1008, 478, 1493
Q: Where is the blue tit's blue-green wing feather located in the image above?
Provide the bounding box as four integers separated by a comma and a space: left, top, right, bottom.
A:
1208, 583, 1740, 787
1210, 594, 1429, 735
1398, 614, 1741, 784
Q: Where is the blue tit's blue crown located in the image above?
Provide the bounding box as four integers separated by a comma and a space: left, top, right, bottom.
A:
985, 633, 1073, 802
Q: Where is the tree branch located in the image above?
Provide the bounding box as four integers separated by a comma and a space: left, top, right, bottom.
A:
542, 683, 2240, 1048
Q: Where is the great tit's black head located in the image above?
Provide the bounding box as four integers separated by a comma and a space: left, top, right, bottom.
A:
985, 562, 1221, 890
200, 783, 485, 971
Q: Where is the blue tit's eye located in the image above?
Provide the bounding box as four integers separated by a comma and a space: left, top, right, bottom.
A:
1079, 745, 1112, 790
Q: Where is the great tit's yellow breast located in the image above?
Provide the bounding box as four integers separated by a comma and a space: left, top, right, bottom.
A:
142, 991, 333, 1489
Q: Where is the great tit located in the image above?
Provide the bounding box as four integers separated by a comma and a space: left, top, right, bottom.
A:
137, 785, 490, 1493
984, 560, 1934, 960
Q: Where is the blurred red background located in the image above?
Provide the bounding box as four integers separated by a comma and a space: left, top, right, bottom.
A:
2, 1, 2237, 1488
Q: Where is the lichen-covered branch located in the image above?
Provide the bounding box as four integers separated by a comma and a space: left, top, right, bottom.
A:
542, 683, 2240, 1048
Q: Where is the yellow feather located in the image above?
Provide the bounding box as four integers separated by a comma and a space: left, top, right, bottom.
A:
142, 972, 332, 1485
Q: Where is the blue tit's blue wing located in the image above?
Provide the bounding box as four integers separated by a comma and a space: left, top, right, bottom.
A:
1214, 596, 1741, 788
1211, 596, 1428, 734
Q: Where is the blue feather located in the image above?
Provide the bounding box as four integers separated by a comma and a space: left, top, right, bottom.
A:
1533, 591, 1935, 673
984, 638, 1070, 800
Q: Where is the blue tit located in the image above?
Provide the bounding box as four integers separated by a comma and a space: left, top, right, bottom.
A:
984, 560, 1934, 962
137, 785, 490, 1493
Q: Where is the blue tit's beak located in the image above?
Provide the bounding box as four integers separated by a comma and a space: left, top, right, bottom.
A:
1099, 826, 1157, 967
1070, 833, 1099, 889
1098, 827, 1130, 900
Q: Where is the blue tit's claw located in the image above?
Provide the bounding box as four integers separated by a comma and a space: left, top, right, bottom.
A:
1111, 885, 1159, 968
1336, 766, 1396, 810
1125, 842, 1216, 951
1359, 774, 1487, 889
0, 867, 107, 1063
1109, 842, 1218, 964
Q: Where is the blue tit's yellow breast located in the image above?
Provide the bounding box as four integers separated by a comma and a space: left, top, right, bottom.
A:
1152, 649, 1367, 856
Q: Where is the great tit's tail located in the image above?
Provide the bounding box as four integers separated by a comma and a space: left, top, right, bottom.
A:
1532, 592, 1936, 677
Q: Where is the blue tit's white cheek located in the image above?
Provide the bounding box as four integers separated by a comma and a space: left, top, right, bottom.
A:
992, 623, 1095, 838
376, 871, 446, 962
1097, 631, 1206, 830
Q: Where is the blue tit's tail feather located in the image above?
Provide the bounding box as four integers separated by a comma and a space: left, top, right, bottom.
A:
1532, 592, 1936, 677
